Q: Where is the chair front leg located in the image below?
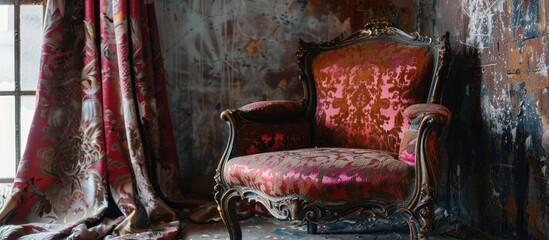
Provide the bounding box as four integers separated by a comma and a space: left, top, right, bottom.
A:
402, 184, 435, 240
218, 189, 242, 240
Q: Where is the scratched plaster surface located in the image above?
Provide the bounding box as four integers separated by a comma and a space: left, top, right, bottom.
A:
418, 0, 549, 238
154, 0, 415, 187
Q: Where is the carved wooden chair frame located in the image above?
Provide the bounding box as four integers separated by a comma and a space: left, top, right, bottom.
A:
214, 19, 452, 240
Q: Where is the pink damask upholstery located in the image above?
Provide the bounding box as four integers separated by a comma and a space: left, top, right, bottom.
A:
225, 148, 412, 201
230, 119, 310, 157
313, 41, 433, 153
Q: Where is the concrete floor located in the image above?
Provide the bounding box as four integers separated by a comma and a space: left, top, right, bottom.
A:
181, 213, 487, 240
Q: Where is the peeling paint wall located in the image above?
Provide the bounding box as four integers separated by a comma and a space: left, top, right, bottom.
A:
419, 0, 549, 238
154, 0, 415, 189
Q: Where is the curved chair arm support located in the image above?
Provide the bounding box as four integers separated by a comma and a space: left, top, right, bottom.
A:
403, 103, 451, 199
400, 103, 451, 239
411, 104, 450, 194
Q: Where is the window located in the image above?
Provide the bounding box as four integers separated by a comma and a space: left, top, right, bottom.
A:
0, 1, 44, 182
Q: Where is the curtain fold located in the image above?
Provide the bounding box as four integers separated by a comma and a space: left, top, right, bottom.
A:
0, 0, 184, 239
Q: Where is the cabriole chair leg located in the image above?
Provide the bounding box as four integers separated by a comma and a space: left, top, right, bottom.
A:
219, 190, 242, 240
402, 202, 434, 240
404, 218, 424, 240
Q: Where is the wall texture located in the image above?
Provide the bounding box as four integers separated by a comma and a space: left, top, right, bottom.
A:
154, 0, 415, 189
417, 0, 549, 238
156, 0, 549, 238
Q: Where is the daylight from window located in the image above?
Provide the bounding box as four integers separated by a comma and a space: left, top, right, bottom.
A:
0, 5, 42, 179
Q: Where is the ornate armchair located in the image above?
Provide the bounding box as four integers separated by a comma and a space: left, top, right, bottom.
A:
214, 19, 452, 240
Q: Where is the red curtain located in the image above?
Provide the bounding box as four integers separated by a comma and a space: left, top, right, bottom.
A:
0, 0, 185, 238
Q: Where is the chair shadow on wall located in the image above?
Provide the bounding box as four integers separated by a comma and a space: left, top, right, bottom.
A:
439, 38, 531, 238
429, 43, 484, 238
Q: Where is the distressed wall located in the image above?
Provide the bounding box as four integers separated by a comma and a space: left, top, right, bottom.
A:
152, 0, 549, 237
154, 0, 416, 191
154, 0, 549, 237
417, 0, 549, 238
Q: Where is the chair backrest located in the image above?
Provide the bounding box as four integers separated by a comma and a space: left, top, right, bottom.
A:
297, 19, 451, 154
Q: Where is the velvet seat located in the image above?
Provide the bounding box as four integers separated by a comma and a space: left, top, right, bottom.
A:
225, 148, 413, 202
214, 19, 452, 240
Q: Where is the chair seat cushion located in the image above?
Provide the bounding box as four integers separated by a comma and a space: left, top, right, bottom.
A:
224, 148, 413, 202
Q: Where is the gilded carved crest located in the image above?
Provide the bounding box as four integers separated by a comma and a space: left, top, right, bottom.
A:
361, 18, 396, 36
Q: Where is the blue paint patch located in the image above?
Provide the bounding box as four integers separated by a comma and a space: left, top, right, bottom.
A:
297, 0, 308, 12
518, 39, 524, 53
481, 87, 489, 97
511, 0, 520, 36
511, 0, 539, 40
517, 93, 546, 167
517, 81, 526, 90
524, 0, 539, 38
272, 228, 305, 238
513, 83, 547, 237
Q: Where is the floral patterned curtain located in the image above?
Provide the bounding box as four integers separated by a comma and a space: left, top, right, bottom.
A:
0, 0, 185, 238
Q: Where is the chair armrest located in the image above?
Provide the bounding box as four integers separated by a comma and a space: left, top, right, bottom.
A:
398, 103, 451, 215
403, 103, 451, 128
399, 103, 451, 200
399, 103, 451, 167
220, 100, 311, 160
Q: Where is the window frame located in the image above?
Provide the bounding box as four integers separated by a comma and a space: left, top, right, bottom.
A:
0, 0, 45, 183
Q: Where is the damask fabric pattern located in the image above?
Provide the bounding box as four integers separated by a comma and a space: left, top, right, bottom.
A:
230, 100, 310, 158
398, 130, 419, 166
312, 41, 433, 154
224, 148, 413, 201
231, 119, 311, 158
0, 1, 183, 239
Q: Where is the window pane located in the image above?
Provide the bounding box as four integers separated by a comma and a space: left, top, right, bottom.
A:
0, 5, 14, 91
0, 96, 15, 179
21, 95, 36, 158
20, 5, 43, 91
